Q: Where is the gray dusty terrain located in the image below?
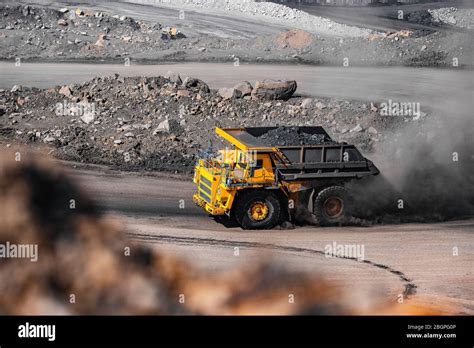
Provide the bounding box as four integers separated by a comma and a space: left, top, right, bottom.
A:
1, 63, 471, 175
1, 62, 471, 111
0, 0, 472, 316
70, 165, 474, 314
0, 1, 472, 67
288, 0, 473, 32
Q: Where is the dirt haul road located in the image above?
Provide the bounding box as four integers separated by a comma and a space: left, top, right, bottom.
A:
10, 0, 286, 40
1, 62, 471, 116
70, 166, 474, 315
288, 0, 473, 33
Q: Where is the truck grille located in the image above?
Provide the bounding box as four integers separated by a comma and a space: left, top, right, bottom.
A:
199, 190, 211, 203
199, 182, 212, 196
200, 175, 212, 188
198, 174, 213, 204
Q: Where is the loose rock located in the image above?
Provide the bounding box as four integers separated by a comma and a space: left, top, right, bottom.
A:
251, 80, 297, 101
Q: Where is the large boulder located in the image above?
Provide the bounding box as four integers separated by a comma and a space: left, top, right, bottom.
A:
232, 81, 253, 97
251, 80, 297, 101
218, 88, 241, 100
59, 85, 72, 98
182, 77, 210, 94
164, 71, 182, 85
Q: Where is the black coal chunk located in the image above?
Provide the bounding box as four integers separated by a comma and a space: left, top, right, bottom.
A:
257, 126, 334, 146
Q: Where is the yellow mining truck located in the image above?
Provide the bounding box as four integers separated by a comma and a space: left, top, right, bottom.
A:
193, 127, 379, 229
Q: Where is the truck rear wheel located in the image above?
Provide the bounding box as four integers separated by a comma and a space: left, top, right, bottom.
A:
234, 190, 281, 230
313, 186, 351, 226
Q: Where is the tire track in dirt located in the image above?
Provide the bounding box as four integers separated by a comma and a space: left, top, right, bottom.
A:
127, 232, 417, 298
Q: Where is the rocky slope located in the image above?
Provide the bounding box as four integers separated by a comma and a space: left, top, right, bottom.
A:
0, 73, 424, 172
0, 4, 471, 67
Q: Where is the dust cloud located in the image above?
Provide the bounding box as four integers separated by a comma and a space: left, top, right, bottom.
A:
349, 100, 474, 223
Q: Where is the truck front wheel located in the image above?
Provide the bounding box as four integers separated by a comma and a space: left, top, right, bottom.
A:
234, 190, 281, 230
313, 186, 351, 226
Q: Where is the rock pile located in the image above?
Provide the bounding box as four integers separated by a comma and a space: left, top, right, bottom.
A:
0, 4, 185, 60
406, 7, 474, 30
129, 0, 374, 37
428, 7, 474, 29
0, 73, 416, 172
0, 4, 469, 67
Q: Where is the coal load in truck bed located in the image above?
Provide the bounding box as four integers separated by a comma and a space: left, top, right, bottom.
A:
257, 126, 334, 146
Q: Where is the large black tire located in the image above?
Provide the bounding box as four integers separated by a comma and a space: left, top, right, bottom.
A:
213, 214, 239, 228
313, 186, 351, 226
233, 190, 281, 230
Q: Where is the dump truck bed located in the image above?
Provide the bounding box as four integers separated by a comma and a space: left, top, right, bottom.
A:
216, 127, 380, 180
217, 126, 332, 150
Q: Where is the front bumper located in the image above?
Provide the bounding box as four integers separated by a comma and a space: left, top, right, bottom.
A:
193, 193, 225, 216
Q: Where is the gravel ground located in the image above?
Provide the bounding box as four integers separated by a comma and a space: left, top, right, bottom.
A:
428, 7, 474, 29
125, 0, 374, 38
0, 4, 187, 61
